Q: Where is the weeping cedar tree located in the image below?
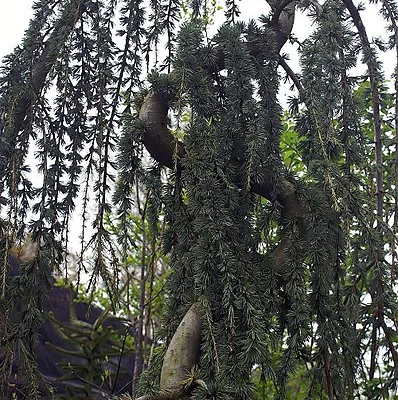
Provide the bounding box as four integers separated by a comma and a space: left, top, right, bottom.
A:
0, 0, 398, 399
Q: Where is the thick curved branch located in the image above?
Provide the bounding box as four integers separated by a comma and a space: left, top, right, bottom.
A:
139, 0, 298, 200
136, 7, 304, 398
134, 302, 204, 400
159, 302, 203, 397
185, 2, 296, 75
269, 0, 297, 51
140, 90, 301, 200
138, 90, 184, 169
139, 88, 305, 276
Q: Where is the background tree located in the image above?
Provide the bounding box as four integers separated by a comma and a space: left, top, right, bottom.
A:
0, 0, 398, 399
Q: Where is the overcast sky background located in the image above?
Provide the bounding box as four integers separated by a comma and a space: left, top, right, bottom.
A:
0, 1, 34, 58
0, 1, 394, 76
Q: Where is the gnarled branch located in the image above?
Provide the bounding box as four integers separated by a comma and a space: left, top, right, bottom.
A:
138, 1, 305, 277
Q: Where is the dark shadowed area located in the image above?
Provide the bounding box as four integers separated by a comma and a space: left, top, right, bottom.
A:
1, 255, 135, 399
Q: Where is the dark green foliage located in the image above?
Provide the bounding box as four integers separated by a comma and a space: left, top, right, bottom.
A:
1, 0, 398, 399
45, 306, 133, 400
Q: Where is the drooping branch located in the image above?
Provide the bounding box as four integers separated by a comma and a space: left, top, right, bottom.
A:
342, 0, 383, 225
278, 56, 305, 99
380, 0, 398, 270
342, 0, 391, 383
11, 0, 86, 134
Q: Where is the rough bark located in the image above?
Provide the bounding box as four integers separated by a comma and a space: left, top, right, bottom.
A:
269, 0, 297, 52
159, 302, 203, 397
134, 303, 204, 400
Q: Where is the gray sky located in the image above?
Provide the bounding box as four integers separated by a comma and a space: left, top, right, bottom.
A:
1, 1, 392, 70
0, 0, 262, 58
0, 1, 34, 58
